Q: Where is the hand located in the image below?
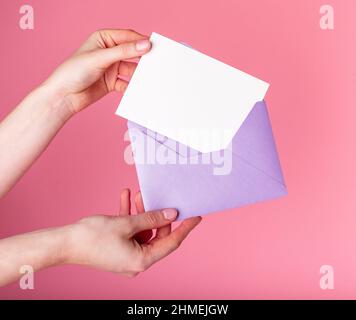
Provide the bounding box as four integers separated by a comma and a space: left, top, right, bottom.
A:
0, 189, 201, 286
44, 29, 151, 116
0, 29, 151, 197
65, 189, 202, 277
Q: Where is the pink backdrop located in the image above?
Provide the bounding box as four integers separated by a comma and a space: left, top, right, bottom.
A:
0, 0, 355, 299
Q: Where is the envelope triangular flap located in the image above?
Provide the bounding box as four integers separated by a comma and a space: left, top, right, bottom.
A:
231, 101, 285, 185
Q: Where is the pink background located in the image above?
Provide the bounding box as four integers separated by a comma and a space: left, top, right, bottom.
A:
0, 0, 355, 299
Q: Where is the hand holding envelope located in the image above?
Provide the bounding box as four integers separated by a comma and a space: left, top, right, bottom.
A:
116, 32, 287, 220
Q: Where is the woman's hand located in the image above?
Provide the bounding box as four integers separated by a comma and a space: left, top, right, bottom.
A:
0, 189, 201, 286
45, 29, 151, 116
65, 189, 202, 277
0, 29, 150, 197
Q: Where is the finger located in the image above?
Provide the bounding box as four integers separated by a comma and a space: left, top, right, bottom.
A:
77, 29, 148, 53
118, 61, 137, 78
133, 191, 153, 244
155, 224, 172, 239
91, 39, 151, 70
134, 191, 145, 213
119, 189, 131, 216
114, 78, 129, 93
127, 208, 178, 235
145, 217, 202, 266
96, 29, 147, 46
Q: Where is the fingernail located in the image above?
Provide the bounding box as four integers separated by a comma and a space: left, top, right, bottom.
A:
162, 209, 178, 220
136, 39, 150, 51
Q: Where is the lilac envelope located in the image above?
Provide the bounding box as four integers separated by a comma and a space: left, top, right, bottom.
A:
127, 101, 287, 220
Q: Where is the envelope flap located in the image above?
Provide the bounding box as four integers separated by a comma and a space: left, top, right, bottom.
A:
116, 32, 269, 153
231, 101, 285, 185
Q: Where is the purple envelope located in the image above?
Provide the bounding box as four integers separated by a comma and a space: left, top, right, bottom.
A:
127, 101, 287, 220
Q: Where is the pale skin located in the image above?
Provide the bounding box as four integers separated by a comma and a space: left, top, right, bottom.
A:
0, 29, 201, 287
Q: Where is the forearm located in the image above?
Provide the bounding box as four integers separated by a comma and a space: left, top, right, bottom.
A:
0, 225, 72, 287
0, 84, 72, 198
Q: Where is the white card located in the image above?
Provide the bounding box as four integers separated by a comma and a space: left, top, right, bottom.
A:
116, 32, 269, 153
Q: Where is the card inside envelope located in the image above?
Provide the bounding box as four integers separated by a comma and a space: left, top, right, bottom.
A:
116, 32, 286, 219
116, 32, 269, 153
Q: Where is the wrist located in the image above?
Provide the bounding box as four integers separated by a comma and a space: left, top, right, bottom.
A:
54, 224, 79, 265
36, 81, 76, 123
58, 222, 92, 266
12, 225, 77, 271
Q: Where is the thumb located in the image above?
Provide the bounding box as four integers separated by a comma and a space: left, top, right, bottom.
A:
128, 209, 178, 235
90, 39, 151, 69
